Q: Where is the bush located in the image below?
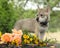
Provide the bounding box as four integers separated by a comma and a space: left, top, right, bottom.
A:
0, 0, 36, 33
0, 0, 19, 33
49, 11, 60, 32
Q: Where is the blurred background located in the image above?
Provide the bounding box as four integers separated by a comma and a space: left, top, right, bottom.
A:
0, 0, 60, 33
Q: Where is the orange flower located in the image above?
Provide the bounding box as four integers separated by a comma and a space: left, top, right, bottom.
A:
18, 30, 23, 36
12, 29, 23, 36
13, 35, 21, 44
12, 28, 18, 33
1, 33, 12, 42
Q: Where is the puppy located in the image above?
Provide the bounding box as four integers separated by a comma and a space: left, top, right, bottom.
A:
14, 6, 50, 40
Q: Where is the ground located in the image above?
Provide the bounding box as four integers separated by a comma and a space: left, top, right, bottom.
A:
44, 32, 60, 43
44, 32, 60, 48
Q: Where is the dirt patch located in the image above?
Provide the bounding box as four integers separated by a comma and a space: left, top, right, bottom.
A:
44, 32, 60, 43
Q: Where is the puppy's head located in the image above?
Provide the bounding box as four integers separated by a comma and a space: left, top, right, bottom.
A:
36, 6, 50, 26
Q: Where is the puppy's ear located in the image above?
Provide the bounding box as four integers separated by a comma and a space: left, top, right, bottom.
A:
37, 5, 40, 10
37, 5, 41, 12
45, 5, 51, 13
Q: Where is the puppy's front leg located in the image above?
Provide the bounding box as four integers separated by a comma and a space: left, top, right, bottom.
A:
40, 31, 45, 40
37, 32, 40, 40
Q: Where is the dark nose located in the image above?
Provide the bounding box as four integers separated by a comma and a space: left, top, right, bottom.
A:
40, 21, 48, 25
36, 17, 39, 22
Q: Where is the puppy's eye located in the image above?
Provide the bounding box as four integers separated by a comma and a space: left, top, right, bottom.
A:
40, 14, 43, 16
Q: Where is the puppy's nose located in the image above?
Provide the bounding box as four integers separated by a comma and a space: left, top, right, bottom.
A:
44, 21, 48, 25
40, 21, 48, 25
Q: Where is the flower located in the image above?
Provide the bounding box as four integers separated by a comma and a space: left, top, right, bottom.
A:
39, 39, 43, 42
18, 30, 23, 36
1, 33, 12, 42
0, 31, 2, 37
14, 37, 21, 45
34, 40, 38, 44
11, 33, 22, 45
13, 35, 21, 44
24, 39, 27, 43
12, 29, 23, 36
43, 43, 47, 46
30, 38, 33, 41
0, 29, 56, 47
11, 34, 22, 45
40, 44, 43, 47
26, 40, 30, 44
33, 34, 37, 38
23, 34, 29, 39
0, 41, 4, 44
24, 39, 30, 44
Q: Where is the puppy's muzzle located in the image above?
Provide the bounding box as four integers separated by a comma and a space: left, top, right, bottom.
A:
40, 21, 48, 26
36, 17, 48, 26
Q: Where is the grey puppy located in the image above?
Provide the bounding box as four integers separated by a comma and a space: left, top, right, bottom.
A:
14, 7, 50, 40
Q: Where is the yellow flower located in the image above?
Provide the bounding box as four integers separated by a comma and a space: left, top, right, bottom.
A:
24, 39, 27, 43
27, 35, 29, 39
30, 38, 33, 41
33, 34, 37, 38
23, 34, 27, 39
43, 43, 46, 46
26, 40, 30, 44
34, 40, 38, 44
23, 34, 29, 39
40, 44, 43, 47
11, 40, 15, 45
0, 31, 2, 37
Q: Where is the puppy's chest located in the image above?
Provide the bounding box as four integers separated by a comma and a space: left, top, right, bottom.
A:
37, 24, 48, 32
40, 26, 47, 31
